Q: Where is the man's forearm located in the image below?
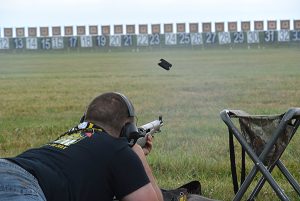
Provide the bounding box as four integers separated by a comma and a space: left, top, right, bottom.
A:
139, 155, 163, 201
132, 145, 163, 201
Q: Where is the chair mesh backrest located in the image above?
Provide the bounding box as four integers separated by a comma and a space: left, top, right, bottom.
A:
238, 114, 294, 166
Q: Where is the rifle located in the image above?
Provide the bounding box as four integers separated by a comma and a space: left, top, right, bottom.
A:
136, 116, 163, 147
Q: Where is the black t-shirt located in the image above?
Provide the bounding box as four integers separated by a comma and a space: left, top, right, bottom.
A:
8, 130, 150, 201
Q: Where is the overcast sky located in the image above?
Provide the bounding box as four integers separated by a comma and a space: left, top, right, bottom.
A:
1, 0, 300, 34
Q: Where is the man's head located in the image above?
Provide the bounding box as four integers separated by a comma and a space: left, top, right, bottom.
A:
84, 92, 138, 139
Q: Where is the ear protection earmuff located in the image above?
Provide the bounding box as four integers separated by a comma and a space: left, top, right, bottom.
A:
115, 92, 139, 147
79, 92, 139, 146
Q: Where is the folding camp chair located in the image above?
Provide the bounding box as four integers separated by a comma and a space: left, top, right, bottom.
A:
220, 108, 300, 201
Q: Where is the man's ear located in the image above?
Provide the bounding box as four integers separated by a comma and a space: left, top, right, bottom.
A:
120, 122, 139, 147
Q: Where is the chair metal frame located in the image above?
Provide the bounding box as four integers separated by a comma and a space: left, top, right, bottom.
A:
220, 108, 300, 201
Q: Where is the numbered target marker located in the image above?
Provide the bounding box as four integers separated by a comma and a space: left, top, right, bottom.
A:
137, 34, 149, 46
16, 28, 25, 37
4, 28, 13, 37
26, 38, 38, 49
41, 38, 52, 49
176, 23, 186, 33
278, 30, 290, 42
149, 34, 160, 45
280, 20, 290, 30
96, 35, 107, 47
264, 31, 276, 42
178, 33, 190, 45
232, 32, 245, 43
109, 35, 121, 47
0, 38, 10, 49
152, 24, 160, 34
122, 35, 133, 47
14, 38, 25, 49
52, 37, 64, 49
247, 31, 260, 43
126, 25, 135, 34
190, 33, 203, 45
89, 26, 98, 35
40, 27, 49, 37
218, 32, 231, 44
165, 33, 177, 45
291, 31, 300, 41
164, 24, 173, 33
80, 36, 93, 47
202, 23, 211, 32
68, 37, 78, 48
241, 21, 251, 32
189, 23, 199, 33
28, 27, 37, 37
52, 27, 61, 36
228, 22, 237, 32
205, 32, 217, 44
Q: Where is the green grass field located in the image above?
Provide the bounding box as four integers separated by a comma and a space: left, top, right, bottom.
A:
1, 47, 300, 200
